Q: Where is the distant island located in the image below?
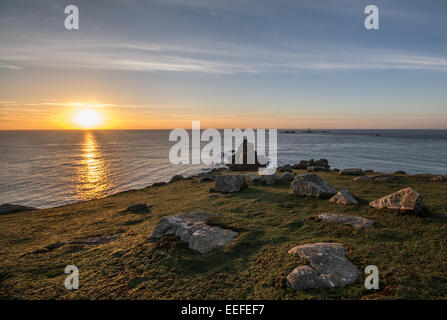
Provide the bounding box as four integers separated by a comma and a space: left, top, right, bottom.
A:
280, 129, 331, 134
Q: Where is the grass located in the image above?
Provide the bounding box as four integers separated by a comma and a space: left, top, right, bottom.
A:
0, 170, 446, 299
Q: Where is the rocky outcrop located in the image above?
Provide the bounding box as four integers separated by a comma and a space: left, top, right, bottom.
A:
228, 138, 267, 171
293, 159, 329, 170
149, 212, 238, 253
244, 174, 262, 185
287, 243, 360, 290
214, 175, 247, 193
369, 187, 423, 214
339, 168, 364, 176
0, 203, 37, 215
316, 213, 374, 228
290, 174, 336, 198
329, 189, 358, 205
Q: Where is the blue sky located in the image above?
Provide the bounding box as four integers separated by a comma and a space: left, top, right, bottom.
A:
0, 0, 446, 129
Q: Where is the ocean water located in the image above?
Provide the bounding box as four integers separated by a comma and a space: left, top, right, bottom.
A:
0, 129, 446, 208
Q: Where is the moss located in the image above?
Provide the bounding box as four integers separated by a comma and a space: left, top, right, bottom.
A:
0, 170, 446, 299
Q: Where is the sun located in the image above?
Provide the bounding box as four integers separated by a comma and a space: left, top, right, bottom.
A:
75, 109, 102, 129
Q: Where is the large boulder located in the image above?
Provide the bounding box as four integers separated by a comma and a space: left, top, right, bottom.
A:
149, 212, 238, 253
287, 243, 360, 290
0, 203, 36, 215
329, 189, 358, 205
369, 187, 423, 214
316, 213, 374, 228
214, 175, 246, 193
339, 168, 364, 176
290, 174, 336, 198
244, 174, 262, 185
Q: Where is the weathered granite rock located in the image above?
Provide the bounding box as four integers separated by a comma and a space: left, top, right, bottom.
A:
316, 213, 374, 228
290, 174, 336, 198
339, 168, 364, 176
354, 176, 373, 182
329, 189, 359, 205
0, 203, 37, 215
169, 175, 184, 183
125, 203, 150, 213
149, 212, 238, 253
393, 170, 407, 175
214, 175, 246, 193
369, 187, 423, 214
280, 172, 294, 182
278, 164, 293, 173
287, 243, 360, 290
307, 166, 329, 172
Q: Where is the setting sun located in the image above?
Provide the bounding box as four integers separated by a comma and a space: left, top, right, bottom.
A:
75, 109, 102, 129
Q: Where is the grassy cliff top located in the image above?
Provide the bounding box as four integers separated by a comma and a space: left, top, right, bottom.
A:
1, 170, 446, 299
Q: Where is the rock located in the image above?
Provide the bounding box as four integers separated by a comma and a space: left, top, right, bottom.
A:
169, 175, 184, 183
280, 172, 294, 182
369, 187, 423, 214
125, 203, 150, 213
339, 168, 364, 176
260, 174, 281, 185
307, 166, 329, 172
329, 189, 358, 205
244, 174, 262, 185
278, 164, 293, 173
228, 138, 267, 171
316, 213, 374, 228
214, 175, 247, 193
149, 212, 238, 253
393, 170, 407, 175
200, 175, 215, 182
0, 203, 37, 215
290, 174, 336, 198
292, 159, 329, 170
287, 243, 360, 290
354, 176, 373, 182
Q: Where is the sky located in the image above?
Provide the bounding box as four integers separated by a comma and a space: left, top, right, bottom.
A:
0, 0, 446, 129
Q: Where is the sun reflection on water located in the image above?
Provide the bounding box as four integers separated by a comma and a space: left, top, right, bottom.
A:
76, 131, 114, 200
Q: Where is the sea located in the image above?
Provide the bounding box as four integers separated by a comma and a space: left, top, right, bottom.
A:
1, 129, 446, 208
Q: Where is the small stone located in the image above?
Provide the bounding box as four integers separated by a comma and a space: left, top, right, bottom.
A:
316, 213, 374, 228
329, 189, 358, 205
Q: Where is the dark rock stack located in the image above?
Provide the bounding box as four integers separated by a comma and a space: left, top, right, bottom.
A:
228, 138, 266, 171
292, 159, 329, 170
